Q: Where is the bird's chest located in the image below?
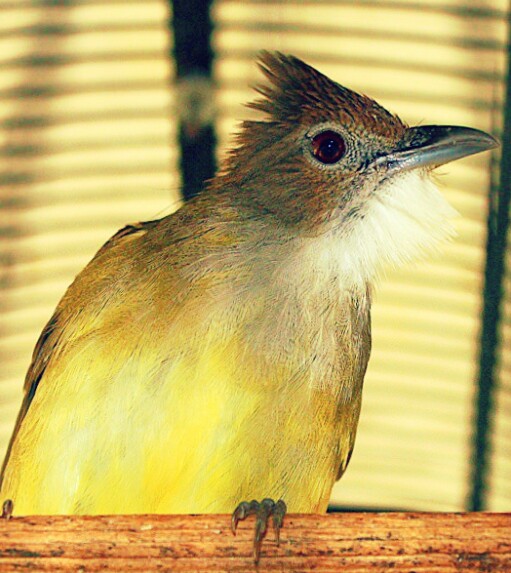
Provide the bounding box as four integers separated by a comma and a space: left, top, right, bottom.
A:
234, 256, 370, 400
147, 249, 371, 512
193, 276, 371, 512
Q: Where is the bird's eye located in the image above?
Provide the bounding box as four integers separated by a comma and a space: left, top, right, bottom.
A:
311, 130, 346, 164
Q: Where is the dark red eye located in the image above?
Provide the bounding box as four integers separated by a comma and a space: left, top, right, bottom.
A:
311, 130, 346, 164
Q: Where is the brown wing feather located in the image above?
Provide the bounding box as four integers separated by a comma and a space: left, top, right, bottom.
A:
336, 295, 372, 482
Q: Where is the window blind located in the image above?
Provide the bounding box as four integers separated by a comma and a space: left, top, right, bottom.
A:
0, 0, 180, 453
492, 219, 511, 509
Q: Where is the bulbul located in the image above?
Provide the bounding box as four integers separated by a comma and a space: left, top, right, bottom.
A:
0, 53, 497, 556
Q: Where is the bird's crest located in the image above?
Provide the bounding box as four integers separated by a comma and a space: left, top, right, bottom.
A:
249, 52, 400, 129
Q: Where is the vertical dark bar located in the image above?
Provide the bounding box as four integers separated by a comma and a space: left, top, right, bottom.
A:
469, 15, 511, 511
170, 0, 216, 201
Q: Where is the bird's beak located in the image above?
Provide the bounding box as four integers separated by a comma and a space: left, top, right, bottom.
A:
372, 125, 499, 174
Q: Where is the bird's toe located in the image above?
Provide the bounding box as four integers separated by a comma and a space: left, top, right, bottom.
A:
231, 497, 287, 563
1, 499, 13, 520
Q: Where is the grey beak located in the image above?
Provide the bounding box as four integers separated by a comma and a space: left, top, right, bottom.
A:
373, 125, 499, 173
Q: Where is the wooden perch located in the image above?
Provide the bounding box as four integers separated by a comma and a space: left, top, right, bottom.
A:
0, 512, 509, 571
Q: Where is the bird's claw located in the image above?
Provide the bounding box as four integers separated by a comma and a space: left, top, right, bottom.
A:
231, 498, 286, 563
1, 500, 13, 520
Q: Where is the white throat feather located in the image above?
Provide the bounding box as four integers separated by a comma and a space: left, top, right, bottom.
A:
301, 170, 457, 290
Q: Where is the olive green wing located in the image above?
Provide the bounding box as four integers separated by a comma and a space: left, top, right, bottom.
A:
0, 220, 157, 487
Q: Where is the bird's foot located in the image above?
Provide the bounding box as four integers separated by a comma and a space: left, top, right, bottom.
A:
231, 498, 286, 563
1, 499, 13, 520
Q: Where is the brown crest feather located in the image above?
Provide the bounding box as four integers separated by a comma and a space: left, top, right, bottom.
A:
248, 51, 403, 133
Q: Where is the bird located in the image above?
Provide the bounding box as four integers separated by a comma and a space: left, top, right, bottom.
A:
0, 52, 497, 561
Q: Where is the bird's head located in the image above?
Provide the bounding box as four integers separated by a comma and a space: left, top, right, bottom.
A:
220, 52, 497, 284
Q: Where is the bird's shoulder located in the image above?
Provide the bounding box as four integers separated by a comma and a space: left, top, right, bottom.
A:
11, 200, 242, 424
1, 213, 179, 473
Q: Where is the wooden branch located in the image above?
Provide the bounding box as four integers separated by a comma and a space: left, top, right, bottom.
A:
0, 512, 509, 571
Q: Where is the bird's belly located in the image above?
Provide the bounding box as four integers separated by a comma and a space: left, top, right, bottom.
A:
1, 322, 360, 516
2, 393, 341, 515
151, 397, 342, 515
